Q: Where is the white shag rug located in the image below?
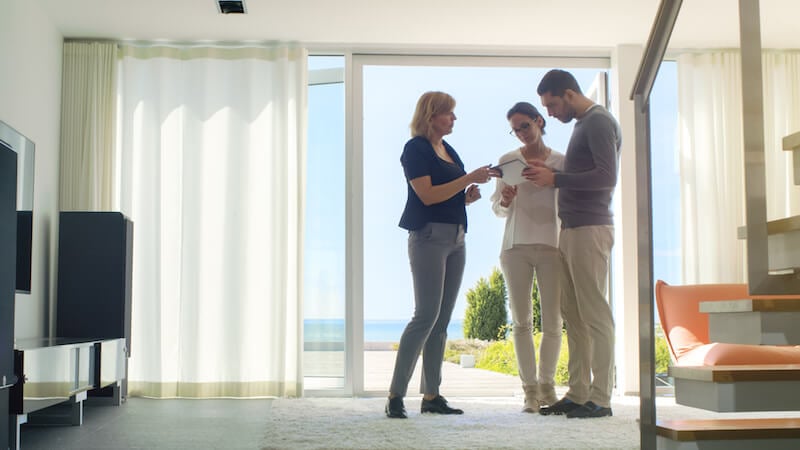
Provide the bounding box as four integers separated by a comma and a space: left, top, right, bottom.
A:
260, 396, 706, 450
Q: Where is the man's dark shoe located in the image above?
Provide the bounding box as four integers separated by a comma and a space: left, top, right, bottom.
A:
539, 397, 581, 416
420, 395, 464, 415
566, 401, 613, 419
385, 396, 407, 418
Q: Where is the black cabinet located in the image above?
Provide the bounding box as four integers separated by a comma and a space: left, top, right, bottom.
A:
56, 211, 133, 361
1, 144, 18, 449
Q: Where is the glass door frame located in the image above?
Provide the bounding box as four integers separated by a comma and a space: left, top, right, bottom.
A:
347, 54, 610, 396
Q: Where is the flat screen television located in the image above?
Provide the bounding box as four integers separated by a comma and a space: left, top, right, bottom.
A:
0, 120, 35, 294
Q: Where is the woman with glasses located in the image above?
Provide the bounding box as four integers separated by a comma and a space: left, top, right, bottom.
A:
385, 91, 497, 419
490, 101, 565, 413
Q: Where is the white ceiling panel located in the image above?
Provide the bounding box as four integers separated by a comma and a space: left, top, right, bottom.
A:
34, 0, 800, 50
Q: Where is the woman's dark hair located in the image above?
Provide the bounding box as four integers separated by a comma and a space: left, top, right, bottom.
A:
506, 102, 546, 132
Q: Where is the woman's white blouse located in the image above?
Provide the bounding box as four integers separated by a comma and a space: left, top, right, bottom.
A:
490, 148, 566, 252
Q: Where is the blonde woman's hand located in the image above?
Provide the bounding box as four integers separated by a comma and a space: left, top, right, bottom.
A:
465, 184, 482, 204
467, 165, 494, 184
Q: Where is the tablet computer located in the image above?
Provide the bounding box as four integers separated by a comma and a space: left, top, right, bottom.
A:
491, 158, 528, 186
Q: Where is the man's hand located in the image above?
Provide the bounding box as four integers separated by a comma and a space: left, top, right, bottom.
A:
522, 160, 555, 187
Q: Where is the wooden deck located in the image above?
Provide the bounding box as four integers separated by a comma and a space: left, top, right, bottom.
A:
364, 349, 526, 397
304, 349, 533, 398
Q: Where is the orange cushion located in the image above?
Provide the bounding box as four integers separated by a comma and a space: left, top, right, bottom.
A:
678, 342, 800, 365
655, 280, 749, 361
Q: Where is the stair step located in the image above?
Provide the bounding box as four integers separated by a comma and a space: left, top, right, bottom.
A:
669, 365, 800, 412
785, 131, 800, 185
671, 364, 800, 382
784, 131, 800, 151
737, 215, 800, 274
766, 216, 800, 236
700, 298, 800, 345
738, 215, 800, 238
656, 418, 800, 449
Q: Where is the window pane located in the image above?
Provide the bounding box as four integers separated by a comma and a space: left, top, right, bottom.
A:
650, 61, 680, 286
304, 56, 345, 390
361, 64, 604, 393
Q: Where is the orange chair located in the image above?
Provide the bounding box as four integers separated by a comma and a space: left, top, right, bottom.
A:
654, 280, 800, 366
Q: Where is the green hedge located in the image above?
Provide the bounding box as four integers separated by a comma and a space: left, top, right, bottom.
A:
446, 331, 671, 385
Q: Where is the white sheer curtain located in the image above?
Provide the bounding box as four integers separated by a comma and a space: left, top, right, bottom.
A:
118, 45, 307, 397
677, 51, 800, 284
59, 41, 117, 210
762, 53, 800, 217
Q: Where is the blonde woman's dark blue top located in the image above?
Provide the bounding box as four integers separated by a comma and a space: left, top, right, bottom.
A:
398, 136, 468, 231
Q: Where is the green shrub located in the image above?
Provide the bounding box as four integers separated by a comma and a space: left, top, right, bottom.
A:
540, 332, 570, 385
444, 339, 490, 364
450, 332, 570, 385
447, 323, 670, 386
475, 339, 517, 374
463, 267, 508, 341
655, 328, 671, 375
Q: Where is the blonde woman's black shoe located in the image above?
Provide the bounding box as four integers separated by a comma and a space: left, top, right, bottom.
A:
420, 396, 463, 414
385, 396, 407, 418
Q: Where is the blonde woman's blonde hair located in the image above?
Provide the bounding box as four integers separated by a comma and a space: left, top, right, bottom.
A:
409, 91, 456, 138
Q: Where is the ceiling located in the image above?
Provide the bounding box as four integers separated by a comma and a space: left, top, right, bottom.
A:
36, 0, 800, 51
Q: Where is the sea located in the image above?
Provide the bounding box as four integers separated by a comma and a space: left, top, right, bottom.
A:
304, 319, 464, 343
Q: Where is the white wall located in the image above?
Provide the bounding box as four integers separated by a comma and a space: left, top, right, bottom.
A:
610, 44, 644, 396
0, 0, 63, 339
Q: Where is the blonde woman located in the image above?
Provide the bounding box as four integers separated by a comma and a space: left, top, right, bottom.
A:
386, 91, 497, 419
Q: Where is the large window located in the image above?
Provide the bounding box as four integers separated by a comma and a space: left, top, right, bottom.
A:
304, 56, 346, 390
356, 57, 607, 393
650, 61, 680, 287
304, 55, 680, 396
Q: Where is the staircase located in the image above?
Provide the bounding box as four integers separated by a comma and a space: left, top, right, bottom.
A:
768, 132, 800, 274
659, 123, 800, 448
736, 131, 800, 276
659, 293, 800, 448
785, 131, 800, 187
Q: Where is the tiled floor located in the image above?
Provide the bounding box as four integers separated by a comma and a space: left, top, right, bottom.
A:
19, 397, 275, 450
17, 351, 535, 449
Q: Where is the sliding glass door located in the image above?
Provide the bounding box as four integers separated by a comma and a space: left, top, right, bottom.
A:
352, 56, 609, 395
304, 54, 681, 398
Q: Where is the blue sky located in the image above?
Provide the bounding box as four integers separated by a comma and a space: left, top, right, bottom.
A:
305, 57, 680, 322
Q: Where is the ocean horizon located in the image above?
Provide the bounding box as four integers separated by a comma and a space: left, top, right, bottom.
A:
304, 319, 464, 343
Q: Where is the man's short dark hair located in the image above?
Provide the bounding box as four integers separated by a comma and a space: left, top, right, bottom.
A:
537, 69, 582, 97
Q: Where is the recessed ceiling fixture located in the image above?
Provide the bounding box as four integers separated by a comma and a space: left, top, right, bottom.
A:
217, 0, 247, 14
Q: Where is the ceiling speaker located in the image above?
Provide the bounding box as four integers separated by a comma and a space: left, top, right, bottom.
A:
217, 0, 246, 14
